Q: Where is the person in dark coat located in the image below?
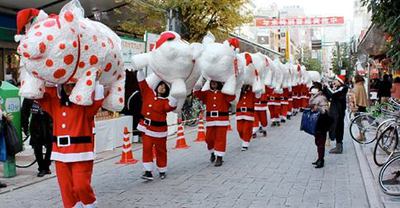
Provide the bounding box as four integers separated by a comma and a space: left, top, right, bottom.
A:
21, 98, 53, 177
323, 75, 348, 154
0, 104, 7, 188
377, 74, 392, 103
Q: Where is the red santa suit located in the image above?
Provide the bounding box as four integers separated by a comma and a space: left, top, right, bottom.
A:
287, 87, 293, 117
236, 87, 259, 148
292, 84, 301, 113
300, 84, 309, 109
280, 88, 290, 121
136, 71, 177, 173
38, 83, 104, 208
193, 87, 235, 157
253, 86, 269, 135
268, 87, 281, 124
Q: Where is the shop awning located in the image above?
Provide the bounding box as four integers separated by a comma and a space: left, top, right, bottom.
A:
357, 24, 388, 57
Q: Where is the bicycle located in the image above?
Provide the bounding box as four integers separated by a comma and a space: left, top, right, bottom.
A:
181, 96, 205, 127
15, 135, 38, 168
378, 152, 400, 196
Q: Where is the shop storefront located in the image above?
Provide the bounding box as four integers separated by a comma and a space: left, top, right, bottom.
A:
0, 14, 19, 84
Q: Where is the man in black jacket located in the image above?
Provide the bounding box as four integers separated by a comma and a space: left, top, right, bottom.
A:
21, 98, 53, 177
323, 75, 348, 154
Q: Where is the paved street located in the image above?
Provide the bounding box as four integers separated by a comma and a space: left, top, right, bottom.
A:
0, 116, 369, 208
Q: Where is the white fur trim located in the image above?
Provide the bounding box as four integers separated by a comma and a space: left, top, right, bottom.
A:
73, 202, 84, 208
205, 120, 229, 127
236, 115, 254, 121
255, 106, 268, 111
267, 102, 281, 106
168, 96, 178, 107
51, 152, 95, 162
83, 201, 97, 208
137, 70, 145, 81
209, 149, 215, 153
137, 124, 168, 138
281, 101, 289, 105
143, 162, 153, 171
157, 166, 167, 173
242, 141, 249, 147
214, 150, 225, 157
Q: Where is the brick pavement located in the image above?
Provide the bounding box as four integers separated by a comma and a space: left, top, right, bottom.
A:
0, 116, 369, 208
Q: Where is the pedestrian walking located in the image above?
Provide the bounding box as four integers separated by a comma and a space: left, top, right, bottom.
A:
37, 81, 104, 208
236, 85, 259, 151
21, 98, 53, 177
253, 86, 268, 138
391, 77, 400, 99
136, 70, 177, 180
353, 75, 368, 141
323, 75, 348, 154
0, 106, 7, 189
378, 74, 392, 103
309, 82, 330, 168
193, 80, 235, 167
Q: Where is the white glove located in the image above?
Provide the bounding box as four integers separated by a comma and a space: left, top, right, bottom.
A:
168, 95, 178, 107
137, 70, 145, 82
94, 81, 104, 101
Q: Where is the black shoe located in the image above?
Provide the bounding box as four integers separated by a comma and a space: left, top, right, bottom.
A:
37, 170, 46, 177
287, 115, 291, 120
281, 119, 286, 123
315, 159, 324, 168
210, 152, 216, 163
0, 182, 6, 188
252, 133, 257, 139
241, 146, 248, 151
300, 108, 304, 112
262, 130, 267, 137
312, 159, 319, 165
159, 172, 166, 180
214, 156, 223, 167
141, 171, 154, 181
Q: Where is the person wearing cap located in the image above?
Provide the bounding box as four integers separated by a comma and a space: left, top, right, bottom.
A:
309, 82, 330, 168
323, 75, 348, 154
193, 80, 236, 167
36, 80, 104, 208
136, 70, 177, 180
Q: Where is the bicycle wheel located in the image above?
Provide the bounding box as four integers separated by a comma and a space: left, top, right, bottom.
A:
379, 154, 400, 196
373, 126, 399, 166
15, 135, 37, 168
349, 114, 378, 144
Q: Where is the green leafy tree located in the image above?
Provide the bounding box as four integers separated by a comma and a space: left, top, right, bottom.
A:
361, 0, 400, 70
118, 0, 252, 41
303, 58, 322, 73
331, 43, 351, 76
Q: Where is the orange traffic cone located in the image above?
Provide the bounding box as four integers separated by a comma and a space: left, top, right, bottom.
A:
194, 113, 206, 142
116, 127, 138, 164
174, 119, 190, 149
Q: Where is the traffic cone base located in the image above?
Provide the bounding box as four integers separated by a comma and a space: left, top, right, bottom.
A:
116, 127, 139, 165
174, 137, 190, 149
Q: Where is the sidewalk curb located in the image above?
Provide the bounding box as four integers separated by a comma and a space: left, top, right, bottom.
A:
0, 128, 197, 195
352, 140, 384, 208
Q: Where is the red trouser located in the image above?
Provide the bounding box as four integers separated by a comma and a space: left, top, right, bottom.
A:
55, 160, 96, 208
288, 100, 293, 115
293, 98, 300, 110
237, 120, 253, 147
142, 134, 167, 172
281, 103, 288, 118
268, 104, 281, 122
253, 110, 268, 132
205, 126, 228, 156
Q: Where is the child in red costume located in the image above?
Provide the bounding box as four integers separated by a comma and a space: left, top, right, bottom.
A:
136, 70, 177, 180
194, 81, 235, 167
37, 81, 104, 208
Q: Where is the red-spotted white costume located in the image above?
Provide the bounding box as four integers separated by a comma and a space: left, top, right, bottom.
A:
236, 87, 259, 148
38, 83, 103, 208
194, 88, 235, 157
253, 86, 269, 134
136, 71, 177, 173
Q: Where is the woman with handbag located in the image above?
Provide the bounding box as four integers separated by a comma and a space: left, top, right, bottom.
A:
309, 82, 330, 168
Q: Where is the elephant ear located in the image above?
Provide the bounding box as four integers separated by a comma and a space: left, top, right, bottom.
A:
202, 31, 215, 45
190, 43, 203, 60
59, 0, 83, 29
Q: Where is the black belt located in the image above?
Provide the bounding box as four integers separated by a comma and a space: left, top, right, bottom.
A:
206, 111, 229, 117
141, 118, 167, 127
257, 101, 268, 104
52, 136, 92, 145
236, 107, 254, 112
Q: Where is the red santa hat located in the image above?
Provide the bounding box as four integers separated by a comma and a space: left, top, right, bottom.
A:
335, 75, 346, 84
244, 53, 252, 66
228, 38, 240, 49
155, 32, 176, 49
16, 8, 40, 34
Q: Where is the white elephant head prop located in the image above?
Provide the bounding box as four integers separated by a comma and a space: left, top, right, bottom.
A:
271, 59, 284, 93
281, 63, 291, 89
236, 52, 264, 94
194, 32, 238, 95
307, 71, 322, 84
263, 55, 274, 87
16, 0, 125, 111
130, 31, 202, 102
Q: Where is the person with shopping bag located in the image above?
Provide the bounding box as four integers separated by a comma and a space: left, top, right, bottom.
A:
307, 82, 331, 168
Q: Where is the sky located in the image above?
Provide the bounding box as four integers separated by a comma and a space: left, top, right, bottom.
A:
254, 0, 355, 20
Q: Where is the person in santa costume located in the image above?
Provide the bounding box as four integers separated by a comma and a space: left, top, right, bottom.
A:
236, 85, 260, 151
253, 86, 269, 138
136, 70, 177, 180
37, 81, 104, 208
193, 81, 235, 167
268, 87, 282, 127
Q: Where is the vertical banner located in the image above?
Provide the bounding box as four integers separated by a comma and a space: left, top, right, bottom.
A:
120, 37, 145, 69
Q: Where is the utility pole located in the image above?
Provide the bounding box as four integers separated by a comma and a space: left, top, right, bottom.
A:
166, 8, 181, 33
336, 41, 341, 74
